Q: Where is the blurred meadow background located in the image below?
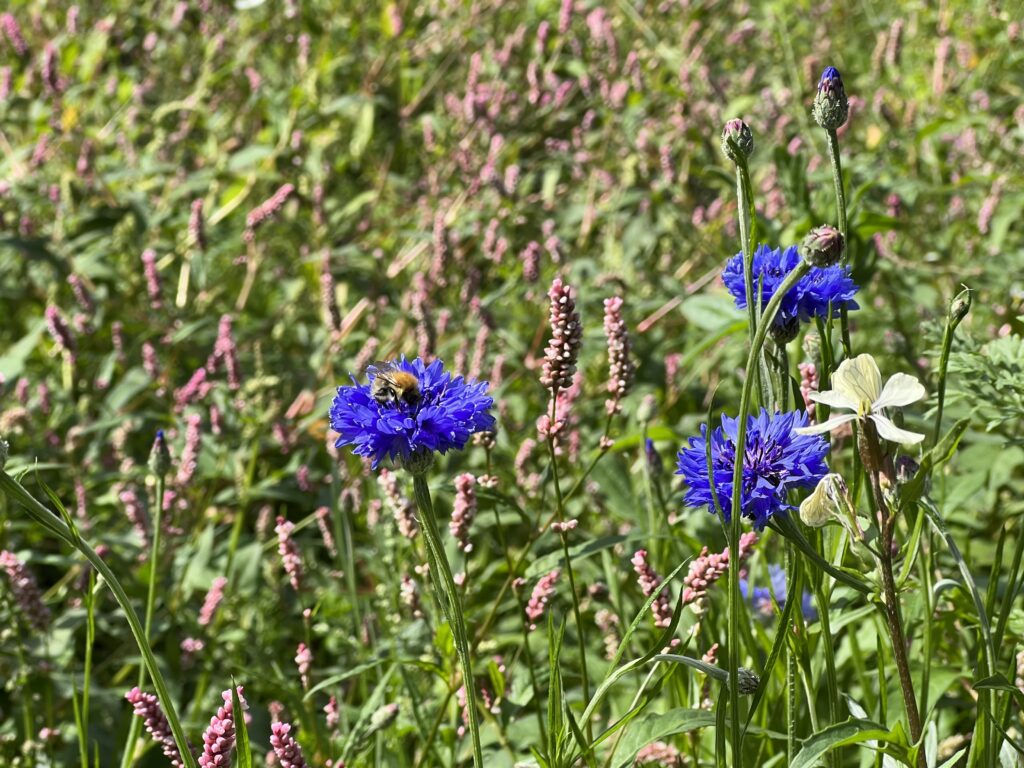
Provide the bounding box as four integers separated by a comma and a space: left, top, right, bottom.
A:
2, 0, 1024, 766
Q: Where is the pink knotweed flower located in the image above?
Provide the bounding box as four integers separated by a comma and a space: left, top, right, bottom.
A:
68, 274, 96, 316
521, 241, 541, 282
296, 464, 311, 493
111, 321, 126, 362
295, 643, 312, 690
400, 574, 424, 618
141, 249, 163, 309
189, 199, 206, 250
324, 696, 340, 730
449, 473, 477, 553
175, 413, 202, 486
430, 210, 448, 286
143, 342, 161, 380
125, 687, 188, 767
635, 741, 683, 766
119, 487, 151, 549
315, 507, 337, 557
206, 314, 241, 390
681, 532, 757, 611
526, 569, 560, 631
1016, 650, 1024, 694
379, 468, 418, 539
244, 183, 295, 241
41, 43, 64, 97
540, 278, 583, 393
468, 325, 489, 381
320, 251, 341, 333
44, 305, 77, 362
602, 296, 634, 414
270, 722, 309, 768
631, 550, 673, 628
594, 608, 619, 660
275, 516, 304, 591
181, 637, 205, 665
198, 576, 227, 627
0, 13, 27, 57
175, 368, 210, 411
1, 550, 50, 630
799, 362, 818, 419
198, 687, 247, 768
551, 519, 578, 534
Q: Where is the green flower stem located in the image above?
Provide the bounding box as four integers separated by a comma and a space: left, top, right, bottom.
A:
121, 473, 167, 768
546, 427, 592, 742
0, 470, 197, 768
858, 423, 923, 760
933, 288, 970, 444
410, 473, 484, 768
825, 128, 853, 358
726, 260, 813, 768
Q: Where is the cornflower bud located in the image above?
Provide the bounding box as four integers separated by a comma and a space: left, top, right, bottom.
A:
813, 66, 850, 130
799, 224, 844, 267
146, 430, 171, 479
720, 118, 754, 163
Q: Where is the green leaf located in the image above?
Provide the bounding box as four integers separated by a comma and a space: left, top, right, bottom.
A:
790, 719, 901, 768
231, 682, 252, 768
350, 100, 375, 160
614, 709, 716, 767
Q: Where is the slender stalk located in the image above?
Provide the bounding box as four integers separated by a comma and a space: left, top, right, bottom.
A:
490, 505, 547, 744
0, 471, 197, 768
121, 475, 165, 768
546, 395, 592, 740
825, 129, 853, 358
411, 474, 483, 768
725, 261, 813, 767
933, 289, 970, 444
859, 424, 923, 760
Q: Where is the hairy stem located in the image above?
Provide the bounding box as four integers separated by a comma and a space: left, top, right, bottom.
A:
411, 474, 484, 768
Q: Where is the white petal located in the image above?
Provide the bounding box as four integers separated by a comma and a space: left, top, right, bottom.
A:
794, 413, 858, 435
873, 372, 926, 410
831, 354, 882, 413
869, 414, 925, 444
808, 389, 858, 411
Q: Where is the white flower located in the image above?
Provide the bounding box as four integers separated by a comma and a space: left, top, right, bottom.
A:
794, 353, 926, 444
799, 473, 850, 528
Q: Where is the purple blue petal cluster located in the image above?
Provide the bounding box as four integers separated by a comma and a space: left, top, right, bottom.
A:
329, 357, 495, 469
740, 564, 817, 621
676, 408, 829, 530
721, 244, 859, 330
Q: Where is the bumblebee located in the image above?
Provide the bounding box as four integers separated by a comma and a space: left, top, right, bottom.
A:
367, 361, 421, 407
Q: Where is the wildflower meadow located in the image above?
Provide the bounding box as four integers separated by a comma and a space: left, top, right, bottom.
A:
2, 1, 1024, 767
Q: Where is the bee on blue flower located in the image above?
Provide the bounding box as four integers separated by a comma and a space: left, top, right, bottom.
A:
676, 408, 830, 530
329, 357, 496, 470
722, 244, 859, 342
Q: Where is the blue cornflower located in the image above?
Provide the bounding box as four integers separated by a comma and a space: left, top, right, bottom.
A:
740, 564, 817, 621
721, 244, 859, 335
329, 357, 495, 470
676, 408, 829, 530
817, 66, 844, 92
